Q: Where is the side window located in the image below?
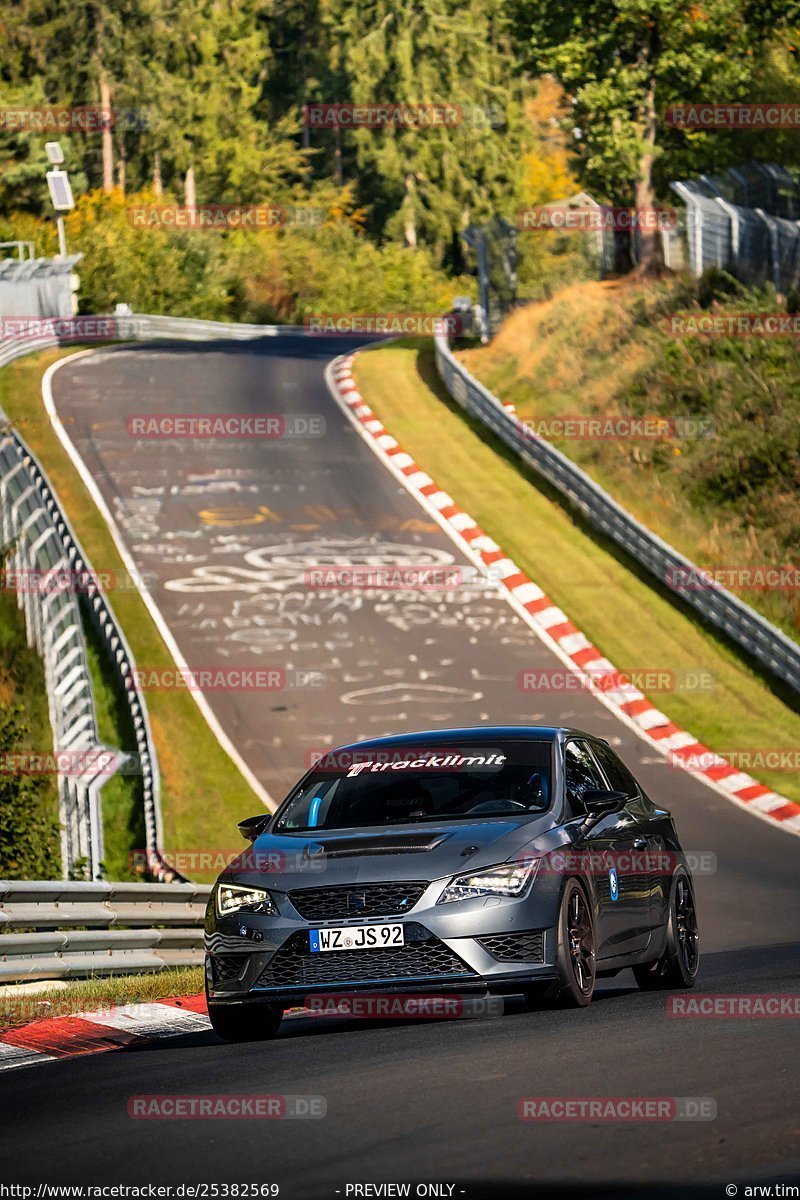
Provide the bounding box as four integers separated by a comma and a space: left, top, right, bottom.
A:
592, 742, 640, 799
564, 740, 606, 816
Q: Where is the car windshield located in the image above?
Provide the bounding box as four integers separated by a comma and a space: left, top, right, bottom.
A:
275, 740, 552, 831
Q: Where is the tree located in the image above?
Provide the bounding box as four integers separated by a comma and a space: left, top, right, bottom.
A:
1, 0, 159, 195
318, 0, 531, 267
512, 0, 791, 269
149, 0, 308, 206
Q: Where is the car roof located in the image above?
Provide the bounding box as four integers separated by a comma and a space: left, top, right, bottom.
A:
327, 726, 599, 754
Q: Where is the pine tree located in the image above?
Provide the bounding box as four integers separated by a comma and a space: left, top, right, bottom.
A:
311, 0, 530, 266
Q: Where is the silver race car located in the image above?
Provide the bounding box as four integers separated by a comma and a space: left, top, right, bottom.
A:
205, 726, 699, 1040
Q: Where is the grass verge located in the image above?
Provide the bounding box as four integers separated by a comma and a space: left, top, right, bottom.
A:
353, 340, 800, 805
0, 347, 262, 882
0, 590, 61, 877
458, 277, 800, 640
0, 966, 204, 1032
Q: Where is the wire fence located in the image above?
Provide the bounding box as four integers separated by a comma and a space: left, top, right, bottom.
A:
670, 162, 800, 291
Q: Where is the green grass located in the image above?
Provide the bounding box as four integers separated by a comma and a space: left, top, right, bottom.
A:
0, 347, 263, 882
84, 622, 145, 881
458, 277, 800, 640
354, 340, 800, 806
0, 589, 61, 876
0, 966, 204, 1032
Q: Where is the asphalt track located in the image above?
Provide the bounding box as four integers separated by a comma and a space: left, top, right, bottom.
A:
1, 336, 797, 1195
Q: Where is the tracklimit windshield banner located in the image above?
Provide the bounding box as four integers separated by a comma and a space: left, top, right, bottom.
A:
344, 751, 506, 777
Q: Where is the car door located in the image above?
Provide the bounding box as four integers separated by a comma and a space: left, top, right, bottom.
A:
563, 738, 651, 959
591, 740, 666, 936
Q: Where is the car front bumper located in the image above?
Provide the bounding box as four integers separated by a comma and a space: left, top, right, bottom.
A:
205, 877, 562, 1006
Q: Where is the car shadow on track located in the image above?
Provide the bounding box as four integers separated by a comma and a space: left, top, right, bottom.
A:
119, 940, 800, 1054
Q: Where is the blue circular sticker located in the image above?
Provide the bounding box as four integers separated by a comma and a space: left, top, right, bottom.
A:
609, 867, 620, 902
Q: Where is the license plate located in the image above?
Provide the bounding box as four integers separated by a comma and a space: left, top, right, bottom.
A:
309, 924, 405, 953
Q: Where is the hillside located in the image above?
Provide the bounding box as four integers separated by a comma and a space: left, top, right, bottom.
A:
458, 276, 800, 642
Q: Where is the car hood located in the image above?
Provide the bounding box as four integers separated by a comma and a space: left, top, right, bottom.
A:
223, 812, 571, 891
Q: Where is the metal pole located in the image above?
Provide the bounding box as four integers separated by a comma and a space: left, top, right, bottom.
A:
56, 216, 68, 259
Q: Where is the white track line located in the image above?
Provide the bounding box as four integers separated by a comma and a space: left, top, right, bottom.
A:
43, 350, 274, 810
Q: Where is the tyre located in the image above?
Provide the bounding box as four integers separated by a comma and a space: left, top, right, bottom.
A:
207, 998, 284, 1043
633, 870, 699, 991
553, 878, 596, 1007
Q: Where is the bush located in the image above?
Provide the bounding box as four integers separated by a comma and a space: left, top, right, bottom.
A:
0, 189, 470, 322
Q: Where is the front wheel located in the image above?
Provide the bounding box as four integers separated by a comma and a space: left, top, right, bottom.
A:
553, 878, 596, 1007
633, 870, 699, 990
207, 999, 284, 1043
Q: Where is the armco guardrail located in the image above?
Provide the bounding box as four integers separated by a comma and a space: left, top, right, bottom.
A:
0, 880, 211, 981
0, 313, 301, 883
0, 323, 195, 883
0, 430, 111, 878
0, 427, 176, 882
434, 332, 800, 697
119, 313, 304, 341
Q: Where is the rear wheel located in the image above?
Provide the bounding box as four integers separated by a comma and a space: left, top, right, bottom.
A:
633, 870, 699, 990
554, 879, 596, 1007
207, 998, 283, 1043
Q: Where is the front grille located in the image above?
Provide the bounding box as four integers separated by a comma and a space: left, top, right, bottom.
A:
254, 926, 474, 990
477, 930, 544, 963
211, 954, 248, 985
288, 882, 428, 922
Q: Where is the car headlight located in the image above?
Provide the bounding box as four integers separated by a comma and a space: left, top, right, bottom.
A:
216, 883, 277, 917
437, 858, 540, 903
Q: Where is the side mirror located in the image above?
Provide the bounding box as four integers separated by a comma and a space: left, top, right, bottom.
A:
582, 789, 628, 818
237, 814, 270, 842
